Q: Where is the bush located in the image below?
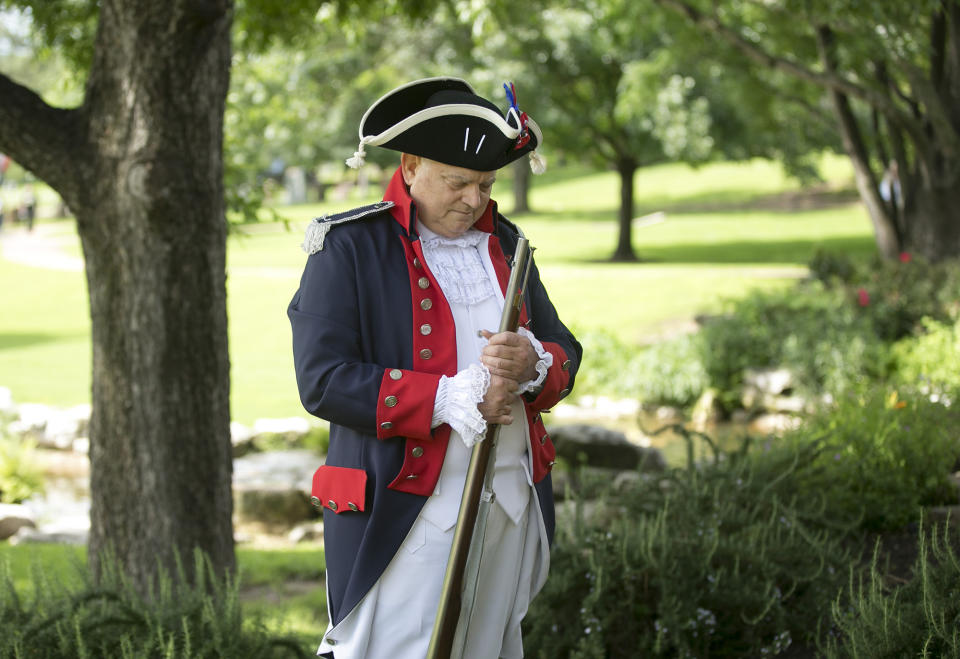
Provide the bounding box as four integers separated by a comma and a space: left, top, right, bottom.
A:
892, 317, 960, 396
810, 249, 960, 341
824, 519, 960, 658
778, 388, 960, 531
0, 434, 44, 504
634, 333, 711, 409
0, 551, 309, 658
570, 329, 646, 400
523, 432, 854, 657
697, 283, 889, 409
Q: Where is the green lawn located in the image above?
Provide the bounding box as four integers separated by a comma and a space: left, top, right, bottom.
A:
0, 157, 874, 423
0, 542, 328, 646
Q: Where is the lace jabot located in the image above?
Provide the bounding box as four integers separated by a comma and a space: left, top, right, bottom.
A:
418, 227, 496, 306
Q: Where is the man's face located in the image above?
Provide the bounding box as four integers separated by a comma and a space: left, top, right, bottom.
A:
401, 154, 497, 238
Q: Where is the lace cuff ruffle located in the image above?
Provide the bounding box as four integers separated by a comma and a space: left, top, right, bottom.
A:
432, 363, 490, 448
517, 327, 553, 394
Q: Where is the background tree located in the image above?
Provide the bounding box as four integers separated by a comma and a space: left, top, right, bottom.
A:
477, 1, 720, 261
656, 0, 960, 262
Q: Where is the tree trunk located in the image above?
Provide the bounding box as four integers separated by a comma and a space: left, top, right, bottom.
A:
512, 158, 531, 214
82, 0, 235, 592
612, 157, 638, 261
0, 1, 236, 593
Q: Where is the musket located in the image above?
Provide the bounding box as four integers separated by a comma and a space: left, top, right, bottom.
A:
427, 234, 534, 659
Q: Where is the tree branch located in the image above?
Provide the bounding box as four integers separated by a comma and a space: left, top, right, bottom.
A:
654, 0, 933, 151
0, 72, 89, 208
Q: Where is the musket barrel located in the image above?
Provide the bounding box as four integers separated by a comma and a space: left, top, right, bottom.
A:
427, 236, 531, 659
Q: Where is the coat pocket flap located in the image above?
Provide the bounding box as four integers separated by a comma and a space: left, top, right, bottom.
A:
312, 465, 367, 514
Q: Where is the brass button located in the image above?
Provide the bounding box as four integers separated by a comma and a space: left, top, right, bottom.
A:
540, 434, 548, 445
384, 395, 398, 407
420, 298, 433, 311
418, 277, 430, 289
420, 324, 432, 336
420, 348, 433, 360
380, 421, 393, 430
562, 359, 572, 371
547, 461, 556, 468
405, 473, 419, 480
327, 639, 337, 646
412, 446, 424, 458
348, 502, 359, 512
389, 368, 403, 380
327, 500, 338, 511
559, 388, 570, 397
310, 496, 321, 508
413, 257, 422, 268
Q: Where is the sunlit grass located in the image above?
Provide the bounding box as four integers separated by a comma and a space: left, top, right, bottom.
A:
0, 158, 873, 422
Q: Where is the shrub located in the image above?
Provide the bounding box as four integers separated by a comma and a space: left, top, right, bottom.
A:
810, 249, 960, 341
779, 388, 960, 531
634, 333, 711, 409
0, 434, 44, 504
570, 329, 646, 400
523, 432, 854, 657
892, 317, 960, 396
0, 550, 309, 658
697, 283, 889, 410
824, 519, 960, 658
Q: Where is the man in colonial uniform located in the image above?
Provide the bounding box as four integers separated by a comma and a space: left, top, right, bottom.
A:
288, 77, 581, 658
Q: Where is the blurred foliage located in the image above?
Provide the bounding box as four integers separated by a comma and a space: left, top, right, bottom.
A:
892, 317, 960, 396
0, 432, 44, 504
778, 387, 960, 531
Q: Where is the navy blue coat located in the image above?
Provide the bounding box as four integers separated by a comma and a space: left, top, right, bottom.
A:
288, 168, 582, 626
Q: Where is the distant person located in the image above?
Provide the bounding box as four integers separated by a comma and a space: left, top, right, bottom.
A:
288, 77, 581, 658
21, 185, 37, 231
0, 196, 5, 232
879, 160, 902, 209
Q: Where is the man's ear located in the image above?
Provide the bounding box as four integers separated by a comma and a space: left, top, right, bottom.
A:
400, 153, 420, 186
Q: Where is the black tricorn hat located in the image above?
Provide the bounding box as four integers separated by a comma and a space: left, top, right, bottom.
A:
346, 77, 546, 173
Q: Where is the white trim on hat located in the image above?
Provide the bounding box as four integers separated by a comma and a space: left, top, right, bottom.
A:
364, 103, 523, 147
355, 76, 477, 143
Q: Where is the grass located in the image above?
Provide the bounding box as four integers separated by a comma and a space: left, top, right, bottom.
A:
0, 542, 329, 647
0, 156, 874, 423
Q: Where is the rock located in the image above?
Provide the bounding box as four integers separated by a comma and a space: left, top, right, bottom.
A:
0, 503, 36, 540
747, 413, 802, 435
744, 367, 795, 396
252, 417, 311, 436
691, 388, 723, 429
10, 526, 87, 545
0, 387, 14, 414
288, 521, 325, 544
233, 449, 319, 528
549, 424, 645, 471
8, 403, 90, 450
231, 421, 256, 457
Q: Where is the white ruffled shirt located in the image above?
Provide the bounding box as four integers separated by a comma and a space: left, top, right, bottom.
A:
419, 224, 552, 448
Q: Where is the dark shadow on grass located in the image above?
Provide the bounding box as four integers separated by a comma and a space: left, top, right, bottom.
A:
0, 332, 76, 351
577, 235, 876, 265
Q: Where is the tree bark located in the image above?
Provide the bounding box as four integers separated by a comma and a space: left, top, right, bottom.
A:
0, 0, 236, 592
511, 158, 531, 214
612, 157, 638, 261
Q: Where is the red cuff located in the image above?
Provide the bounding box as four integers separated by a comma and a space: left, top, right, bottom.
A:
528, 342, 573, 409
376, 368, 441, 441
